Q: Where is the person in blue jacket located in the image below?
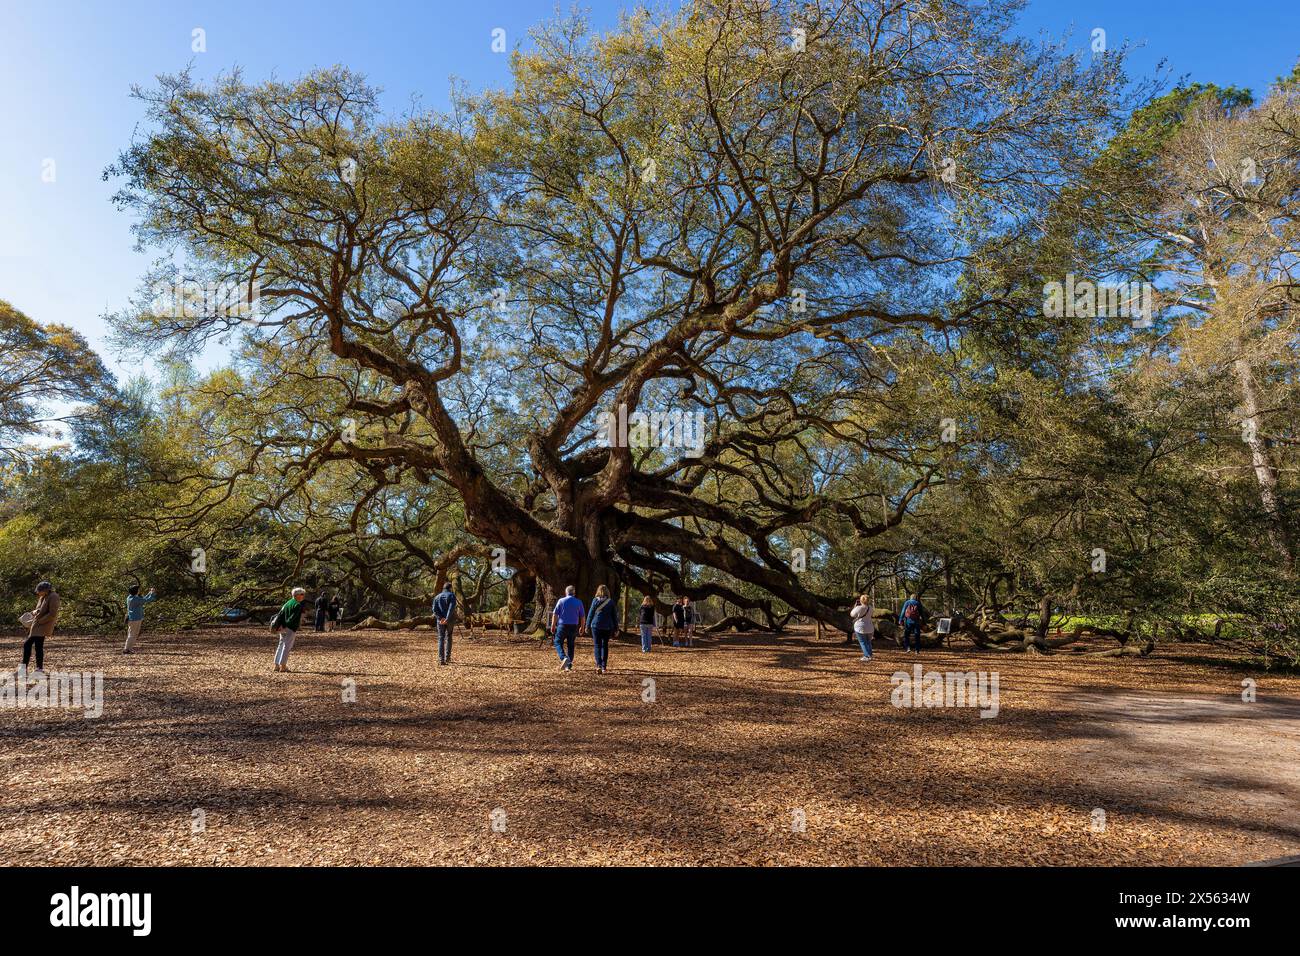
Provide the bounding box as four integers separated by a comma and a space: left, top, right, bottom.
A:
432, 583, 457, 666
898, 594, 925, 654
123, 584, 157, 654
586, 584, 620, 674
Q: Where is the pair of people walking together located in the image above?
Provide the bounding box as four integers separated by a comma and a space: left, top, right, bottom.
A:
551, 584, 620, 673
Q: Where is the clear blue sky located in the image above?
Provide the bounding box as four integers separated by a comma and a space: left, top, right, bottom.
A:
2, 0, 1297, 381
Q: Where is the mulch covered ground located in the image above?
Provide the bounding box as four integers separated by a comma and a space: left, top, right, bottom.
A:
1, 624, 1297, 865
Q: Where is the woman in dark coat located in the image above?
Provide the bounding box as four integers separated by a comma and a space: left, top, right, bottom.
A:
587, 585, 620, 674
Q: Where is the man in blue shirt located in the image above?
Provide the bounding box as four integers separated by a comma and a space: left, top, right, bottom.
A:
432, 583, 457, 665
124, 584, 157, 654
550, 585, 586, 671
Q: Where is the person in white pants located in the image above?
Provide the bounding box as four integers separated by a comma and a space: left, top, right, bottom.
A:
123, 585, 157, 654
274, 630, 296, 670
273, 588, 307, 672
850, 594, 875, 661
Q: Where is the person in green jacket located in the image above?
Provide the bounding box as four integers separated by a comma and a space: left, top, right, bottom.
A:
273, 587, 306, 672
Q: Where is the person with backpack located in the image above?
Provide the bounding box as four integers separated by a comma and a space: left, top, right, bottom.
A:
587, 584, 619, 674
432, 583, 457, 666
272, 587, 306, 672
898, 593, 925, 654
637, 596, 657, 653
849, 593, 875, 661
123, 584, 157, 654
550, 586, 585, 672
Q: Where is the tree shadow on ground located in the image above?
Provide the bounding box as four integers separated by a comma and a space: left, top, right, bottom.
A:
4, 628, 1298, 863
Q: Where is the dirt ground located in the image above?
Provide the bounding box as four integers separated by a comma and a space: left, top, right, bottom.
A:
1, 624, 1297, 866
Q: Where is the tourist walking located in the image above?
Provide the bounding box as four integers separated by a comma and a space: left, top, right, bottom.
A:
587, 584, 619, 674
551, 586, 585, 671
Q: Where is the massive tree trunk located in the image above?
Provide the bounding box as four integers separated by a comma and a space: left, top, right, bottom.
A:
1234, 356, 1293, 569
115, 12, 1138, 655
506, 570, 536, 630
539, 553, 622, 609
1035, 592, 1052, 639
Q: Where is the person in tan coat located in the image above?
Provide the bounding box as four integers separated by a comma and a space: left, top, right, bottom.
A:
23, 581, 60, 674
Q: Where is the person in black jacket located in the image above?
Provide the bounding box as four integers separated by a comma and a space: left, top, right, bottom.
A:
432, 584, 457, 665
314, 591, 329, 632
670, 598, 687, 647
637, 596, 656, 653
682, 596, 696, 646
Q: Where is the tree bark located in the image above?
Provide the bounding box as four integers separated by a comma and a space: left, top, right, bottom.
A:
1234, 356, 1293, 568
1036, 592, 1053, 639
506, 569, 536, 633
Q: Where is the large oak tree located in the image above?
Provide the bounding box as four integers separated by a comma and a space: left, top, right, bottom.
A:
108, 0, 1129, 630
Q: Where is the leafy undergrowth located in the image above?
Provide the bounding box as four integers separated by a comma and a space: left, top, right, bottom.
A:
1, 625, 1297, 865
